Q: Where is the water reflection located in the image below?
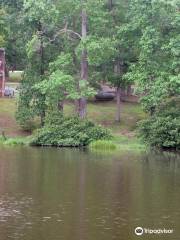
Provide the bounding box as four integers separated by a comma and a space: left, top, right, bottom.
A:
0, 147, 179, 240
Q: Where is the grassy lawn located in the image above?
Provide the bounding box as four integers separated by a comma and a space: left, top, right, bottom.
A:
0, 97, 146, 138
9, 71, 23, 82
65, 101, 146, 136
0, 98, 28, 137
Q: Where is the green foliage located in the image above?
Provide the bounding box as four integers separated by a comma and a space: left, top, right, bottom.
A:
84, 0, 133, 90
16, 0, 59, 125
15, 107, 37, 131
0, 136, 30, 146
34, 70, 74, 109
16, 73, 46, 128
31, 113, 112, 147
26, 34, 41, 59
0, 8, 8, 46
77, 36, 117, 65
138, 97, 180, 149
34, 52, 95, 110
23, 0, 58, 23
2, 0, 29, 68
124, 0, 180, 113
49, 53, 74, 74
5, 0, 179, 150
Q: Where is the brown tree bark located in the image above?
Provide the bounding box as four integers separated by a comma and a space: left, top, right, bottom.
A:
127, 85, 132, 96
0, 48, 5, 97
38, 22, 46, 126
109, 0, 113, 10
116, 86, 121, 122
114, 60, 124, 122
58, 100, 64, 112
78, 7, 88, 119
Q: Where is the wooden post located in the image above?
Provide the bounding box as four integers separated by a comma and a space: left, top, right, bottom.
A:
0, 48, 6, 97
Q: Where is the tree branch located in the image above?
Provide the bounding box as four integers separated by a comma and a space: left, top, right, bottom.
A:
49, 26, 82, 43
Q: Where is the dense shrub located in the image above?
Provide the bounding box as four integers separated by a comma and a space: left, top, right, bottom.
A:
16, 105, 36, 131
138, 97, 180, 149
31, 113, 111, 147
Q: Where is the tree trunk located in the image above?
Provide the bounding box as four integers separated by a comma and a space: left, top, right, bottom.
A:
58, 100, 64, 113
114, 60, 123, 122
127, 85, 132, 97
38, 22, 46, 126
78, 7, 88, 119
116, 87, 121, 122
1, 131, 7, 140
40, 111, 45, 127
109, 0, 113, 10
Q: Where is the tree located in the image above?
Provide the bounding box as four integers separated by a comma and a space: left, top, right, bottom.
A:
78, 5, 88, 118
83, 0, 134, 122
1, 0, 28, 69
13, 0, 179, 149
125, 0, 180, 113
16, 0, 96, 127
125, 0, 180, 148
16, 0, 60, 127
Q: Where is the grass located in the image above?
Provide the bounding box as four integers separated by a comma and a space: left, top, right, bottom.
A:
64, 101, 146, 135
0, 98, 17, 116
89, 140, 117, 150
9, 71, 23, 82
0, 98, 29, 137
113, 134, 147, 151
0, 97, 147, 150
89, 135, 146, 153
0, 97, 146, 136
0, 136, 31, 146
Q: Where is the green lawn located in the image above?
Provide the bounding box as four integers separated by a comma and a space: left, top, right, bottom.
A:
0, 98, 26, 137
64, 101, 146, 135
0, 97, 146, 138
9, 71, 23, 82
0, 98, 16, 118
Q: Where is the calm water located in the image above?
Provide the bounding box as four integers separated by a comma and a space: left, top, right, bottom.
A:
0, 147, 180, 240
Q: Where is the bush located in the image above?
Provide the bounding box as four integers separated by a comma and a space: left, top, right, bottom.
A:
16, 105, 37, 131
31, 113, 112, 147
138, 97, 180, 149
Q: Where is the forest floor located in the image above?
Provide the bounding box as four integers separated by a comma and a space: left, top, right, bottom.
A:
0, 97, 146, 138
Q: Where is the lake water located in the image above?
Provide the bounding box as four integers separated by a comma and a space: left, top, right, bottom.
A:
0, 147, 180, 240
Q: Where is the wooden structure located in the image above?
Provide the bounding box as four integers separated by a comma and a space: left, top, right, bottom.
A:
0, 48, 6, 97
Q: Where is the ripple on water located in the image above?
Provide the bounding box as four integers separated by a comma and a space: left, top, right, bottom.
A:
0, 196, 34, 226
